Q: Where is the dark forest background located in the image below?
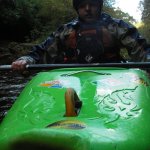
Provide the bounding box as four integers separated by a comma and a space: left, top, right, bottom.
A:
0, 0, 149, 64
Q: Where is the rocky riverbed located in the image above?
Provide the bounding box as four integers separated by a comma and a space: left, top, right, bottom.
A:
0, 41, 34, 65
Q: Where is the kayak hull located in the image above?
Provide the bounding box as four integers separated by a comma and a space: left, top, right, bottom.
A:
0, 67, 150, 150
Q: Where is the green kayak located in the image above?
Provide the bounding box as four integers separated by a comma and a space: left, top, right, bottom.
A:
0, 67, 150, 150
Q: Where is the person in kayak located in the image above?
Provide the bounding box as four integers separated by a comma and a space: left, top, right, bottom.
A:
11, 0, 150, 71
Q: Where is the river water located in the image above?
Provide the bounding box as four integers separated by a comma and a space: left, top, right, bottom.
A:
0, 71, 35, 122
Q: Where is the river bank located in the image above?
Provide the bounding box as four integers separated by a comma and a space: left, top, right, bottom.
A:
0, 41, 34, 65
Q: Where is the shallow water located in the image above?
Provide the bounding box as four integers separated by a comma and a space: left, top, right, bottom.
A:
0, 71, 34, 122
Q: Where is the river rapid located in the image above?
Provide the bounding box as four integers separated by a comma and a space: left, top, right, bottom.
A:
0, 71, 35, 122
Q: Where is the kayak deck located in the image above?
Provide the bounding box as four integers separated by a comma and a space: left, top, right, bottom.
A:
0, 67, 150, 150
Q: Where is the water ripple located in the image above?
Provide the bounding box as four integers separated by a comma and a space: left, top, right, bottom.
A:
0, 71, 33, 122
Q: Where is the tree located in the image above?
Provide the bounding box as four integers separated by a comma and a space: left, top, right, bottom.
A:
103, 0, 136, 24
0, 0, 137, 42
0, 0, 16, 6
139, 0, 150, 42
0, 0, 39, 41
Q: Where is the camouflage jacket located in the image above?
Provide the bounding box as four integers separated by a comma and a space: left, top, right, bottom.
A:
18, 13, 149, 64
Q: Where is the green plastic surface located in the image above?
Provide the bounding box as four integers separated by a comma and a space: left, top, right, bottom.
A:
0, 67, 150, 150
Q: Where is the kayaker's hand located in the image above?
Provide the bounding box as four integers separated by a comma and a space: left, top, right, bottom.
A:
11, 60, 27, 71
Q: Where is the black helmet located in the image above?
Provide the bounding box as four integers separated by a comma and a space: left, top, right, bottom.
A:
73, 0, 103, 10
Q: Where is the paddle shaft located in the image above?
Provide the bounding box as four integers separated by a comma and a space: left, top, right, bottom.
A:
1, 63, 150, 71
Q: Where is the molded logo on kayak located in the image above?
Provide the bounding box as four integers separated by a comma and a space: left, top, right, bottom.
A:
95, 87, 142, 123
47, 120, 86, 130
40, 80, 63, 88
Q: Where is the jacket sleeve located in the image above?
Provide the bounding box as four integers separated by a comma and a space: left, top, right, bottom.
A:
17, 35, 56, 64
17, 22, 69, 64
114, 19, 149, 62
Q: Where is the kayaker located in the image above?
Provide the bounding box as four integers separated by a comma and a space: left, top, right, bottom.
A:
11, 0, 150, 71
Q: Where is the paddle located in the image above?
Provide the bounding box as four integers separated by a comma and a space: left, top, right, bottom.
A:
0, 62, 150, 71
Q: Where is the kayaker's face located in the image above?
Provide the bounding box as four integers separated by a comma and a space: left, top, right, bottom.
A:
77, 1, 100, 23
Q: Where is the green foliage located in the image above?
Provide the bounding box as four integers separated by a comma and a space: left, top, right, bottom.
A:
0, 0, 76, 42
0, 0, 39, 41
0, 0, 136, 42
114, 9, 136, 24
104, 7, 136, 24
31, 0, 76, 42
138, 23, 150, 43
140, 0, 150, 42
